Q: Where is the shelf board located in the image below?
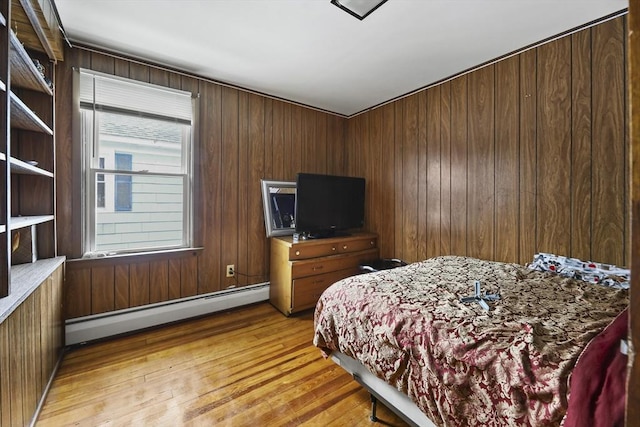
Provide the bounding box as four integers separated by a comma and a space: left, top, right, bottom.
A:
10, 157, 53, 177
9, 30, 53, 95
0, 152, 5, 162
10, 215, 54, 230
0, 12, 5, 27
0, 79, 5, 92
0, 224, 5, 233
1, 256, 65, 324
9, 91, 53, 134
11, 0, 65, 62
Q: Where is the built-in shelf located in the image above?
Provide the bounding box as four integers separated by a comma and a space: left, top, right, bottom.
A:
9, 91, 53, 134
2, 0, 59, 307
10, 157, 53, 177
9, 31, 53, 95
10, 215, 54, 230
0, 8, 4, 247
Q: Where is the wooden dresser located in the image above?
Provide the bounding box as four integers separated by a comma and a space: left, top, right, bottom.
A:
269, 232, 378, 315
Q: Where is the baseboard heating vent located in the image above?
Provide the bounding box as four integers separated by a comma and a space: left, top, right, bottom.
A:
65, 283, 269, 345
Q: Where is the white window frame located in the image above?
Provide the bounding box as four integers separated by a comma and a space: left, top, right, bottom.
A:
74, 68, 196, 256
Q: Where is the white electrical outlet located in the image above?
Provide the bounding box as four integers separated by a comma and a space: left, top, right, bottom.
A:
226, 264, 235, 277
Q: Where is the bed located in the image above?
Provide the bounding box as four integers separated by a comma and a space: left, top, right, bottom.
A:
313, 255, 630, 426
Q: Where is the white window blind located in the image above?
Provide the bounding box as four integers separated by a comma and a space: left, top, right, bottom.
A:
79, 70, 192, 122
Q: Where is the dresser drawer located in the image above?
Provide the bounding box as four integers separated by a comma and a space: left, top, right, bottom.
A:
292, 268, 360, 312
337, 237, 377, 254
291, 248, 378, 279
288, 235, 378, 259
289, 242, 338, 260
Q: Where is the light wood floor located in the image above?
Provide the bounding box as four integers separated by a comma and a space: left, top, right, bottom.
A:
36, 302, 410, 426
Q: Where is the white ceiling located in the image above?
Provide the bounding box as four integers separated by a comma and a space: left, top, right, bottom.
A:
54, 0, 627, 117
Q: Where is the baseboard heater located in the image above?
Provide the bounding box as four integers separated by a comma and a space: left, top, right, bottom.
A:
65, 283, 270, 345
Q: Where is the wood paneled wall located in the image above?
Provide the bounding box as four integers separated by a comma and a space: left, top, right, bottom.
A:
64, 250, 200, 319
57, 15, 628, 319
348, 16, 629, 267
0, 264, 64, 427
56, 48, 347, 319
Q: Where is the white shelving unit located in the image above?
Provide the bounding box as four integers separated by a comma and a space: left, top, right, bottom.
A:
0, 4, 8, 297
1, 1, 58, 298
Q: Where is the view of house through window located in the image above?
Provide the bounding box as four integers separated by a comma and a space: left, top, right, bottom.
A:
97, 157, 105, 208
78, 70, 194, 255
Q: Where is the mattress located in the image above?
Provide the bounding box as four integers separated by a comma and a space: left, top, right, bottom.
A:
313, 255, 629, 426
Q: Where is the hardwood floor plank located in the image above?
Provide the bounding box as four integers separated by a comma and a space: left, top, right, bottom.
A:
36, 303, 410, 426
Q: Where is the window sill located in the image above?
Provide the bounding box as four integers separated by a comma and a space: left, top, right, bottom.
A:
66, 247, 203, 269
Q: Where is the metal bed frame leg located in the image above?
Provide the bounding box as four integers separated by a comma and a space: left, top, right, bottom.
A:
370, 394, 379, 422
353, 373, 421, 426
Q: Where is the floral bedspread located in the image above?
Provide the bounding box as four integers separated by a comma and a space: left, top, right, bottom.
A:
312, 256, 629, 426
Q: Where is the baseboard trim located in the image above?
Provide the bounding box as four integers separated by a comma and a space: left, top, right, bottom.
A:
65, 283, 270, 345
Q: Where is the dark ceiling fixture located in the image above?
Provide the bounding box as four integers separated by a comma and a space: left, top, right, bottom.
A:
330, 0, 389, 20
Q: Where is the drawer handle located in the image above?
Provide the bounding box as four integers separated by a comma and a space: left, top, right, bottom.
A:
343, 245, 348, 250
370, 241, 374, 246
312, 280, 325, 285
312, 265, 324, 271
295, 250, 300, 256
332, 246, 336, 251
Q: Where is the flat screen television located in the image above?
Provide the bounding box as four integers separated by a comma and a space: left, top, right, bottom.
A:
295, 173, 365, 238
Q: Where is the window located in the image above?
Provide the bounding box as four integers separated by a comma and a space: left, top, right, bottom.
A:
77, 69, 195, 255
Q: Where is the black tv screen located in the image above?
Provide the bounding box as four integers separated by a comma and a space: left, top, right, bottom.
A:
295, 173, 365, 238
